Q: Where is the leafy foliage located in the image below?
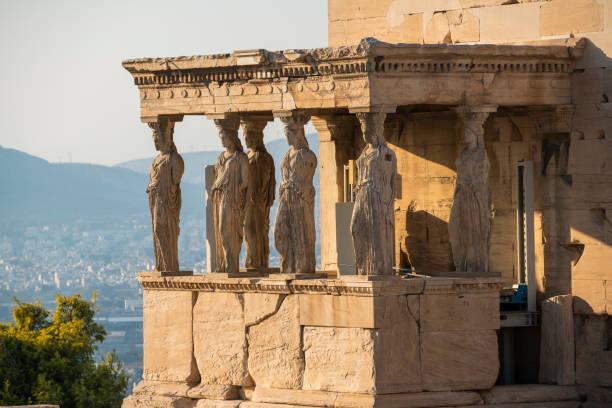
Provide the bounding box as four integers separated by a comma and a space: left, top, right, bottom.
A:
0, 294, 129, 407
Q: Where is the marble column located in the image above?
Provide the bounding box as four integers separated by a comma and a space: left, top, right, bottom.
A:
240, 114, 275, 269
208, 113, 249, 274
528, 105, 575, 298
145, 115, 184, 273
311, 114, 356, 272
349, 110, 398, 276
448, 105, 497, 273
273, 110, 317, 274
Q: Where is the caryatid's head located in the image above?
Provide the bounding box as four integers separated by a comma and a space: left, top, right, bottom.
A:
356, 112, 386, 147
241, 119, 267, 152
214, 118, 243, 152
149, 119, 175, 153
280, 112, 310, 148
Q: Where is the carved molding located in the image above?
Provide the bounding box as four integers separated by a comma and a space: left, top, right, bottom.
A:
137, 275, 504, 297
124, 39, 584, 88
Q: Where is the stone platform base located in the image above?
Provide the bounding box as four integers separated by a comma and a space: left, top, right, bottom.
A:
123, 384, 583, 408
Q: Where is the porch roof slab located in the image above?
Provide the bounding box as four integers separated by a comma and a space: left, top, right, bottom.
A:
122, 37, 585, 121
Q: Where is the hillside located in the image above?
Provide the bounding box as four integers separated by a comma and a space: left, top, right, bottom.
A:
0, 146, 202, 228
115, 134, 320, 190
0, 133, 320, 230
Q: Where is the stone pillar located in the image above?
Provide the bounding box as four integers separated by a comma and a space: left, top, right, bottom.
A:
206, 113, 249, 274
204, 165, 216, 273
144, 114, 185, 274
349, 107, 398, 276
272, 110, 317, 274
528, 105, 575, 299
449, 105, 497, 273
240, 114, 275, 269
311, 114, 356, 272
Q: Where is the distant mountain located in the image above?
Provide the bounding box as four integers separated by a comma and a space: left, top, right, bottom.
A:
114, 134, 320, 191
0, 133, 320, 230
117, 151, 220, 185
0, 146, 202, 228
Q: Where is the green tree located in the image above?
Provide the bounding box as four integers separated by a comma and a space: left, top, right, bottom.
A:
0, 294, 129, 408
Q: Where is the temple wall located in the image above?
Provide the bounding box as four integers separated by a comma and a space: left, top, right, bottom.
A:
328, 0, 612, 388
328, 0, 611, 64
384, 112, 546, 290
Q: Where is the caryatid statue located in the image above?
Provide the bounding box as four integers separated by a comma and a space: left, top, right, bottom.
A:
273, 111, 317, 274
448, 106, 496, 273
146, 118, 185, 272
211, 117, 249, 274
350, 112, 397, 276
241, 117, 275, 269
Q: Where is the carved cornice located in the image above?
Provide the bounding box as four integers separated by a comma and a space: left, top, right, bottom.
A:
138, 274, 504, 297
122, 38, 584, 88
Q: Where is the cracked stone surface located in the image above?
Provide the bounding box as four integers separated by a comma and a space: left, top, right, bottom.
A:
193, 292, 251, 386
247, 295, 304, 389
244, 293, 284, 327
302, 326, 377, 393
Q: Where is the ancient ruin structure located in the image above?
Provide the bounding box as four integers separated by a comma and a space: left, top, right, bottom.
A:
448, 106, 496, 273
241, 116, 275, 269
122, 0, 611, 406
274, 111, 317, 275
146, 118, 184, 272
211, 116, 249, 274
351, 111, 397, 276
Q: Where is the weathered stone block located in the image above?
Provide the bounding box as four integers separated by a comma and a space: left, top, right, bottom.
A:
187, 384, 239, 400
475, 3, 541, 43
247, 295, 304, 389
303, 326, 376, 393
459, 0, 509, 6
425, 11, 451, 44
567, 139, 607, 175
573, 279, 606, 315
194, 400, 240, 408
376, 295, 422, 393
447, 9, 480, 43
328, 0, 393, 22
143, 290, 199, 383
481, 385, 580, 404
539, 295, 575, 385
382, 13, 424, 45
420, 292, 499, 331
575, 315, 612, 386
251, 387, 336, 407
243, 293, 283, 326
122, 394, 195, 408
193, 292, 250, 386
540, 0, 604, 36
573, 245, 612, 280
133, 381, 191, 398
299, 294, 378, 328
421, 330, 498, 391
299, 294, 419, 330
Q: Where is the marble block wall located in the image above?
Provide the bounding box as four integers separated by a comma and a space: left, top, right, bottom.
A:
123, 274, 502, 407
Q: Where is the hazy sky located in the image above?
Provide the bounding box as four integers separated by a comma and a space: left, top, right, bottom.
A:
0, 0, 327, 165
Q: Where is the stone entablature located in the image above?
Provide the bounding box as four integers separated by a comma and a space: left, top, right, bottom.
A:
137, 274, 504, 296
122, 38, 585, 120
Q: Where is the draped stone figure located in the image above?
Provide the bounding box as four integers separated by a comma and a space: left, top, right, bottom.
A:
146, 119, 184, 272
242, 118, 275, 269
350, 112, 397, 276
212, 118, 249, 273
448, 106, 495, 273
274, 112, 317, 274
